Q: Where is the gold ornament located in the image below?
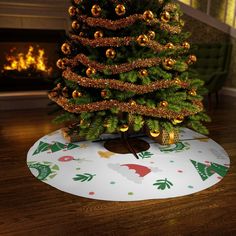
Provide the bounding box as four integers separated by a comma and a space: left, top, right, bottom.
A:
160, 101, 168, 107
62, 87, 69, 97
91, 4, 102, 17
72, 21, 80, 30
130, 100, 137, 106
182, 42, 190, 49
188, 55, 197, 64
137, 34, 149, 46
138, 69, 148, 77
101, 89, 108, 98
143, 10, 154, 21
106, 48, 116, 59
174, 77, 181, 85
115, 4, 126, 16
150, 130, 160, 138
86, 67, 96, 77
161, 11, 171, 22
79, 32, 84, 37
74, 0, 82, 4
68, 6, 77, 16
56, 83, 62, 89
180, 19, 185, 27
172, 117, 184, 125
162, 58, 176, 70
61, 43, 71, 55
188, 89, 197, 96
119, 124, 129, 132
56, 59, 65, 69
94, 30, 103, 38
165, 42, 174, 49
72, 90, 82, 98
147, 31, 156, 40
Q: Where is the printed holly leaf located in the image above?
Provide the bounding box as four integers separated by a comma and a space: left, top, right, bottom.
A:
33, 141, 50, 155
73, 173, 96, 182
138, 151, 154, 159
153, 178, 173, 190
50, 142, 67, 153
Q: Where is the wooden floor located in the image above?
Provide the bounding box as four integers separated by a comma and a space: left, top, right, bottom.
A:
0, 95, 236, 236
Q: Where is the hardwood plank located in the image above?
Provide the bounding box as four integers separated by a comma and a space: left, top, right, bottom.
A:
0, 96, 235, 236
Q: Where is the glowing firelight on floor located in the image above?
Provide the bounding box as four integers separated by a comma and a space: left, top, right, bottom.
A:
3, 45, 53, 75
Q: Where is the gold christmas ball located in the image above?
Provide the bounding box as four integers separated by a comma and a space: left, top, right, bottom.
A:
150, 130, 160, 138
106, 48, 116, 59
161, 11, 171, 22
172, 117, 184, 125
130, 100, 137, 106
115, 4, 126, 16
56, 83, 62, 89
174, 77, 181, 85
68, 6, 77, 16
119, 124, 129, 132
72, 21, 80, 30
139, 69, 148, 77
74, 0, 82, 4
94, 30, 103, 38
143, 10, 154, 21
62, 87, 69, 97
72, 90, 82, 98
188, 89, 197, 96
180, 19, 185, 27
163, 58, 176, 70
182, 42, 190, 49
101, 89, 108, 98
91, 4, 102, 17
165, 42, 174, 49
61, 43, 71, 55
137, 34, 149, 46
86, 67, 96, 77
147, 30, 156, 40
189, 55, 197, 63
56, 59, 65, 69
160, 101, 168, 107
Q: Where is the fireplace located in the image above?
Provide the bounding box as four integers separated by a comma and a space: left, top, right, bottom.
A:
0, 28, 66, 91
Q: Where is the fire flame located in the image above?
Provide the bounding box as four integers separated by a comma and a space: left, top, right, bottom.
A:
3, 45, 52, 75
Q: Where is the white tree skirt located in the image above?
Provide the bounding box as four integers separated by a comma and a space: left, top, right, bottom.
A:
27, 128, 230, 201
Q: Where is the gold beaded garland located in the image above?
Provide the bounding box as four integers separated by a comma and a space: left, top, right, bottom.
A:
72, 21, 80, 30
137, 34, 149, 46
115, 4, 126, 16
147, 30, 156, 40
106, 48, 116, 59
130, 100, 137, 106
61, 43, 71, 55
174, 77, 181, 85
94, 30, 104, 38
182, 42, 190, 49
143, 10, 154, 21
91, 4, 102, 17
161, 11, 171, 22
119, 124, 129, 132
138, 69, 148, 77
150, 130, 160, 138
86, 67, 96, 77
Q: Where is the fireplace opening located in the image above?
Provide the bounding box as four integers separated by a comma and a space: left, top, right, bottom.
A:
0, 29, 66, 92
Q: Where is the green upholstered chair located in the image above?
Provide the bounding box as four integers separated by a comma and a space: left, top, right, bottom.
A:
191, 43, 232, 104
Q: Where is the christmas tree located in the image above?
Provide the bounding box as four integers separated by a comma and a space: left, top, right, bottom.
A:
49, 0, 210, 143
